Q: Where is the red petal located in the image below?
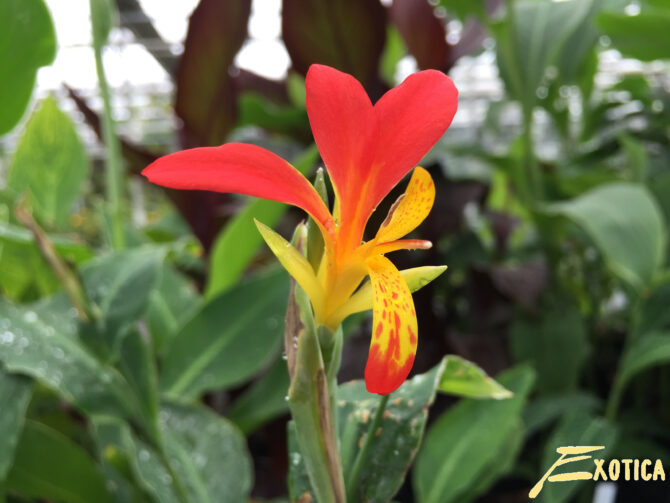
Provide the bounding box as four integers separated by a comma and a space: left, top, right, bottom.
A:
371, 70, 457, 211
305, 65, 457, 253
142, 143, 333, 231
305, 64, 376, 230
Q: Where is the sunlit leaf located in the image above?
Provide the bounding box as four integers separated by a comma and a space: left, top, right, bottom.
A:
0, 0, 56, 134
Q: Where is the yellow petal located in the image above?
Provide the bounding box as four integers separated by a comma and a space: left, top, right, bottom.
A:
326, 265, 447, 326
375, 166, 435, 243
364, 255, 419, 395
372, 239, 432, 255
255, 220, 325, 317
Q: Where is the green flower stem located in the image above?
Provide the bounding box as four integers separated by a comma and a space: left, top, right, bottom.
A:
90, 0, 125, 250
288, 319, 346, 503
345, 393, 390, 502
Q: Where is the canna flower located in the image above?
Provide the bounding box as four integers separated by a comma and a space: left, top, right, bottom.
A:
143, 64, 457, 394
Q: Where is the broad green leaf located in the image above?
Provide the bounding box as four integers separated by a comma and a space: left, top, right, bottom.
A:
0, 371, 32, 481
380, 26, 406, 86
510, 305, 589, 395
0, 0, 56, 134
5, 421, 113, 503
146, 265, 201, 355
80, 247, 165, 358
118, 330, 160, 442
8, 97, 89, 227
162, 267, 288, 398
290, 360, 448, 503
160, 402, 253, 503
597, 9, 670, 62
282, 0, 386, 89
537, 411, 617, 503
206, 145, 319, 297
492, 0, 591, 110
438, 355, 512, 399
617, 332, 670, 392
634, 280, 670, 337
227, 357, 290, 435
523, 393, 601, 437
544, 182, 667, 289
0, 299, 133, 418
93, 417, 182, 503
413, 366, 535, 503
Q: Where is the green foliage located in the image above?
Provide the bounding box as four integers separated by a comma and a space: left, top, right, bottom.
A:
597, 8, 670, 62
161, 267, 288, 398
413, 367, 535, 503
438, 355, 513, 399
8, 97, 89, 227
537, 411, 617, 503
545, 182, 667, 290
0, 371, 32, 482
6, 421, 113, 503
0, 0, 56, 134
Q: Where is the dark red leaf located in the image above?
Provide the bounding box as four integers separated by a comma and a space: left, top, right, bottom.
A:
175, 0, 252, 147
281, 0, 386, 91
389, 0, 450, 71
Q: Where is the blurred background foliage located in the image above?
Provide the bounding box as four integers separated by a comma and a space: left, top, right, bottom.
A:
1, 0, 670, 501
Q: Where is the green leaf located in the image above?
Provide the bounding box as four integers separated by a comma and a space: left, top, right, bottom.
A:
161, 267, 288, 398
290, 360, 448, 503
492, 0, 591, 110
544, 182, 667, 289
160, 402, 254, 503
8, 97, 89, 227
80, 247, 165, 358
413, 366, 535, 503
206, 145, 320, 297
236, 92, 310, 140
0, 298, 133, 418
0, 371, 32, 481
510, 305, 589, 395
438, 355, 513, 399
146, 265, 200, 355
617, 332, 670, 392
634, 279, 670, 337
89, 0, 115, 48
537, 411, 617, 503
523, 393, 601, 437
5, 420, 113, 503
0, 0, 56, 134
227, 357, 290, 435
597, 9, 670, 62
0, 221, 93, 301
118, 330, 160, 442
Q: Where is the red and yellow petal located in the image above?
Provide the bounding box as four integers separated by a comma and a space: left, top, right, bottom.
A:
375, 167, 435, 244
364, 255, 418, 395
142, 143, 334, 235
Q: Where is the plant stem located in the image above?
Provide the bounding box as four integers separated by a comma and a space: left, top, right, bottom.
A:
90, 0, 125, 250
346, 393, 390, 502
14, 202, 95, 322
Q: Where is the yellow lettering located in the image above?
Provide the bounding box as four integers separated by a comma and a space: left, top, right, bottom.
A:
634, 459, 639, 481
622, 459, 632, 480
609, 459, 620, 481
654, 460, 665, 481
593, 459, 608, 481
529, 446, 604, 499
641, 459, 652, 481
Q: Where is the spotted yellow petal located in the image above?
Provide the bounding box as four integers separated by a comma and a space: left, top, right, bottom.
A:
255, 220, 325, 318
372, 239, 432, 255
326, 265, 447, 327
375, 166, 435, 244
364, 255, 418, 395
